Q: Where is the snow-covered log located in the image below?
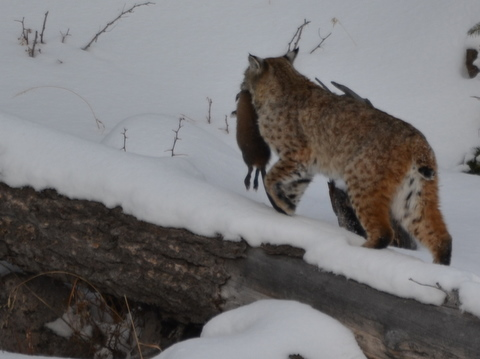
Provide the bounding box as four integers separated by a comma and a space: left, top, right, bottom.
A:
1, 182, 479, 359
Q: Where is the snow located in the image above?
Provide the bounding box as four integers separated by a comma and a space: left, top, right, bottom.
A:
158, 300, 366, 359
1, 1, 480, 358
45, 307, 93, 340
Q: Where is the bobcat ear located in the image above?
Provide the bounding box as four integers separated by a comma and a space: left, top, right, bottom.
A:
285, 48, 299, 63
248, 54, 264, 72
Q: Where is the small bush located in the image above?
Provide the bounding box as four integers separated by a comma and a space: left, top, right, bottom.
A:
468, 22, 480, 37
465, 146, 480, 175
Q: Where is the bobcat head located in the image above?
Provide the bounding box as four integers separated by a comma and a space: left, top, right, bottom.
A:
243, 48, 299, 94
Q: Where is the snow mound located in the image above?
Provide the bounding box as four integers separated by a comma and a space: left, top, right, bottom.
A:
158, 300, 366, 359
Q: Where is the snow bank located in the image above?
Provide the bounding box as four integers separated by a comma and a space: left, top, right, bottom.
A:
2, 111, 480, 318
157, 300, 366, 359
1, 1, 480, 357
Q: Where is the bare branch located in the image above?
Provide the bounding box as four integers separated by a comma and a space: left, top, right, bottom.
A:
121, 128, 128, 152
206, 97, 213, 124
409, 278, 460, 308
310, 31, 332, 54
468, 22, 480, 37
40, 11, 49, 44
165, 117, 185, 157
30, 30, 38, 57
60, 28, 71, 43
224, 114, 229, 134
15, 17, 30, 46
287, 19, 310, 51
219, 114, 230, 134
82, 2, 154, 51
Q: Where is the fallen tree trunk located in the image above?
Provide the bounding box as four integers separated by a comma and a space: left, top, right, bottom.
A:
0, 182, 245, 324
1, 182, 480, 359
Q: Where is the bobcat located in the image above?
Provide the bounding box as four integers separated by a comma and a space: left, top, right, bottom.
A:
242, 48, 452, 265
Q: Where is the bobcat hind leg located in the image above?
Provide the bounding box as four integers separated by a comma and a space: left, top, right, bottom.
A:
347, 180, 395, 249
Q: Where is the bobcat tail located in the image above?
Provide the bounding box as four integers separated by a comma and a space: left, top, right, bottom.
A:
413, 137, 436, 180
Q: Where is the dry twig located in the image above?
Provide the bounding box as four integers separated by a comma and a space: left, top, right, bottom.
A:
165, 117, 185, 157
40, 11, 49, 44
219, 114, 230, 134
125, 295, 144, 359
82, 2, 154, 51
331, 17, 356, 46
60, 28, 71, 43
310, 31, 332, 54
30, 31, 39, 57
122, 128, 128, 152
15, 17, 30, 46
206, 97, 213, 124
468, 22, 480, 37
409, 278, 460, 308
15, 12, 49, 57
288, 19, 310, 51
14, 86, 104, 130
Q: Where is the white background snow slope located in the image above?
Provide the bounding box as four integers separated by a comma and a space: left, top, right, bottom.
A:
1, 1, 480, 358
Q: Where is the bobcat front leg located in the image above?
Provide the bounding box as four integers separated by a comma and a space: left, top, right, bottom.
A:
264, 159, 313, 215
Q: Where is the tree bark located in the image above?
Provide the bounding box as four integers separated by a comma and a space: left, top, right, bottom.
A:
1, 182, 480, 359
0, 182, 246, 323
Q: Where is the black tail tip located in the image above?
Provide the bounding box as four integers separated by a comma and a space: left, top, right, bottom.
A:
418, 166, 435, 180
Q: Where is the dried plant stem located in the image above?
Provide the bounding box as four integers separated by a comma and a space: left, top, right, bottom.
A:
125, 295, 144, 359
332, 17, 356, 46
82, 2, 154, 51
165, 117, 185, 156
206, 97, 213, 124
310, 31, 332, 54
288, 19, 310, 51
40, 11, 49, 44
60, 28, 71, 43
122, 128, 128, 151
468, 22, 480, 37
7, 270, 121, 343
30, 31, 39, 57
8, 271, 107, 312
220, 114, 229, 134
15, 17, 30, 45
14, 85, 104, 130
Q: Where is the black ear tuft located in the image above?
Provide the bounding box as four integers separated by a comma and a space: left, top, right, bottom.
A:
285, 48, 299, 63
